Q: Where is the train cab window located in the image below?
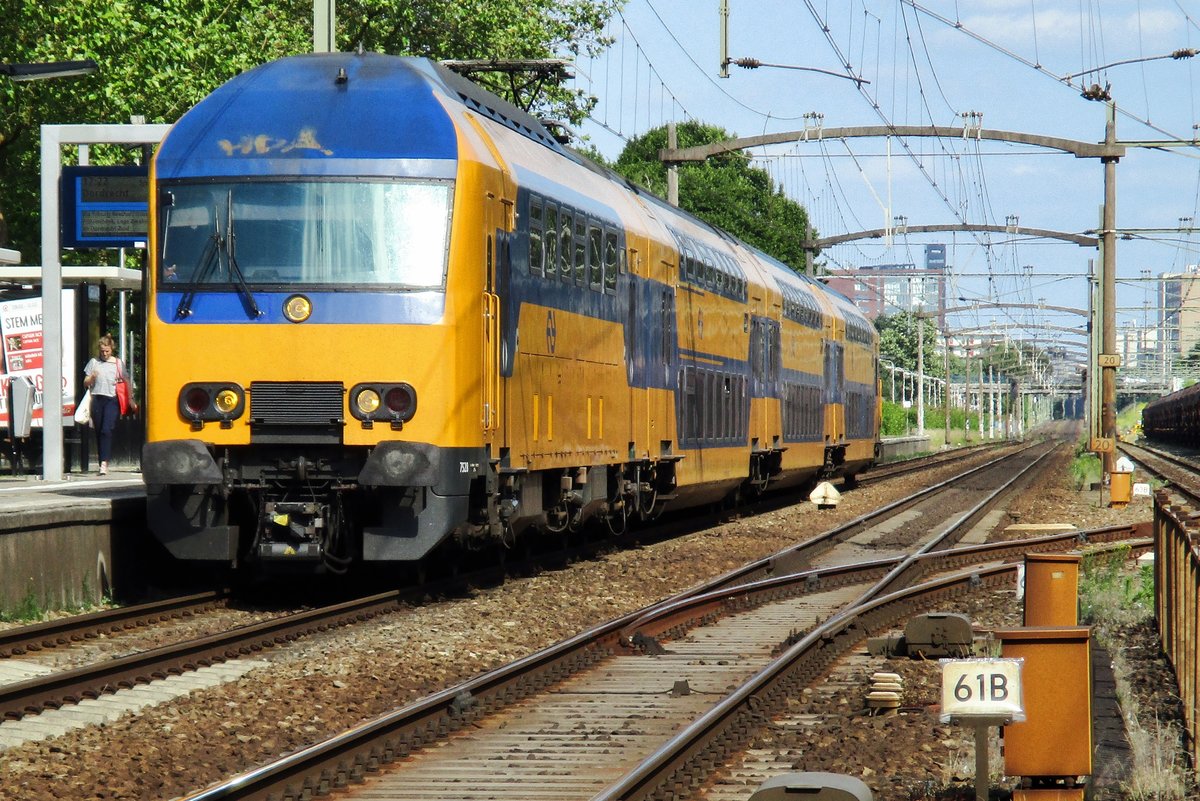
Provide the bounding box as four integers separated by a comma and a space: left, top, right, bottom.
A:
603, 230, 618, 293
574, 219, 587, 285
159, 179, 452, 289
545, 206, 559, 280
559, 211, 574, 282
588, 224, 603, 291
528, 198, 544, 276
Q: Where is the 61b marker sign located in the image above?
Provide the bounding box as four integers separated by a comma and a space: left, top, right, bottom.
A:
939, 658, 1025, 723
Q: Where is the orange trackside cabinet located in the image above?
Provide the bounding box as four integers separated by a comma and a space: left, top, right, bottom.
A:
1023, 552, 1082, 626
995, 626, 1092, 779
1108, 470, 1132, 508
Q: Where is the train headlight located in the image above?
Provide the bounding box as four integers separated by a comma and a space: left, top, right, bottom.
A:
214, 389, 240, 414
349, 383, 417, 425
184, 387, 211, 415
179, 383, 246, 426
355, 388, 381, 415
384, 385, 416, 419
283, 294, 312, 323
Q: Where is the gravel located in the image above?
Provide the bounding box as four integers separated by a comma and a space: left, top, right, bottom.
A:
0, 438, 1170, 801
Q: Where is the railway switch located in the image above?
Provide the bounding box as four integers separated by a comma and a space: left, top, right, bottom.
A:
866, 612, 975, 658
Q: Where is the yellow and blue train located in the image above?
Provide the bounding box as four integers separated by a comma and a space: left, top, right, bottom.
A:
143, 53, 880, 572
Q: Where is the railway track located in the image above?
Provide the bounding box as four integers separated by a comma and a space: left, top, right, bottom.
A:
1118, 440, 1200, 500
861, 442, 998, 485
0, 591, 230, 659
0, 441, 1034, 726
163, 440, 1129, 801
177, 524, 1147, 801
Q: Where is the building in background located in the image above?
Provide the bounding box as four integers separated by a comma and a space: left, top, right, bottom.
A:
1159, 265, 1200, 359
824, 244, 948, 326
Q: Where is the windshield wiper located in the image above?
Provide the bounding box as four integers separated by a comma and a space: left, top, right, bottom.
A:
223, 190, 264, 319
172, 191, 263, 320
173, 205, 223, 320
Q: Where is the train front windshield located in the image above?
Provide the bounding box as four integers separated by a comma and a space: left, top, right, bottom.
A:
158, 179, 453, 289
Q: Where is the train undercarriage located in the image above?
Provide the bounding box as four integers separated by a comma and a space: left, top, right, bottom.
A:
143, 439, 868, 574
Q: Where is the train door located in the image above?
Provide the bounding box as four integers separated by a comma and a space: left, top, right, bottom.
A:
658, 278, 677, 454
627, 253, 672, 459
823, 339, 845, 442
483, 234, 500, 435
749, 316, 780, 447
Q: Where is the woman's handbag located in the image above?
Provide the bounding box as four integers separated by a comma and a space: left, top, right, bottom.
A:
74, 390, 92, 424
115, 379, 131, 416
115, 360, 134, 416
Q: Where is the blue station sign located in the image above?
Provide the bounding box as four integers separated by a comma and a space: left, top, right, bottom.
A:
60, 165, 149, 249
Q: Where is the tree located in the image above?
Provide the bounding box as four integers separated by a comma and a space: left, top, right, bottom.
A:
1180, 340, 1200, 368
0, 0, 623, 257
875, 312, 941, 374
611, 121, 815, 271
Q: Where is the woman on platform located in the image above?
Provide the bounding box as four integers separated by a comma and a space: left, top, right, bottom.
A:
82, 334, 128, 475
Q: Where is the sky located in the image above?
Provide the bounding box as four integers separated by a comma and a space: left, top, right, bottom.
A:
573, 0, 1200, 369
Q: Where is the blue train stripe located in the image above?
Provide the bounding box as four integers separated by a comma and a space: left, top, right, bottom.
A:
155, 291, 446, 325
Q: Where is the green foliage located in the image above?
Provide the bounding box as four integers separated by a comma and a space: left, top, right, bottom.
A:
612, 121, 814, 271
1180, 339, 1200, 368
880, 401, 908, 436
0, 0, 623, 256
1079, 546, 1153, 628
0, 587, 43, 622
875, 311, 942, 374
1070, 452, 1102, 489
880, 400, 977, 436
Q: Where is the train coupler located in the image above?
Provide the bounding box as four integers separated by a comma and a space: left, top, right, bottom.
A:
258, 501, 327, 560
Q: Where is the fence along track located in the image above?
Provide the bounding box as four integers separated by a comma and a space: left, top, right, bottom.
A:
1153, 489, 1200, 771
1120, 439, 1200, 770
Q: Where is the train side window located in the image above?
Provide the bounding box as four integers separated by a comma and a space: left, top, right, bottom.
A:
604, 230, 618, 293
545, 205, 559, 280
588, 224, 603, 291
574, 218, 587, 285
560, 211, 574, 282
529, 198, 543, 276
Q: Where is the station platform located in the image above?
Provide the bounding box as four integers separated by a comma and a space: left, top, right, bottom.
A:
0, 470, 148, 615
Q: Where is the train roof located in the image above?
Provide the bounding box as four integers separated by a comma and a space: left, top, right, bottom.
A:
156, 52, 566, 180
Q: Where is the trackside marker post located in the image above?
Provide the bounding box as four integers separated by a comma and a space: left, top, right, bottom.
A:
940, 658, 1025, 801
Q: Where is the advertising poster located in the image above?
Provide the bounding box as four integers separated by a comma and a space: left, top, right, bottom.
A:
0, 292, 76, 428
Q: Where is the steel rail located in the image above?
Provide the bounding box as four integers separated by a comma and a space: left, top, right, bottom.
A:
0, 589, 408, 721
173, 523, 1145, 801
862, 442, 998, 483
0, 590, 229, 658
618, 522, 1147, 649
0, 442, 1040, 724
710, 441, 1042, 586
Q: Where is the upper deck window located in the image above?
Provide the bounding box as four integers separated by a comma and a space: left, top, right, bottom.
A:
158, 179, 453, 289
